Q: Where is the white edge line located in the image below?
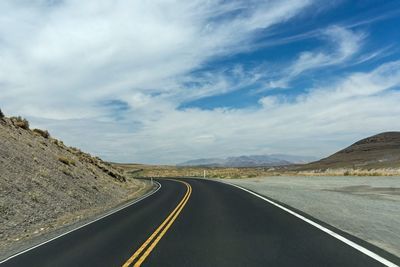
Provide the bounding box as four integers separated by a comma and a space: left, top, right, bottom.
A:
210, 179, 398, 267
0, 181, 161, 264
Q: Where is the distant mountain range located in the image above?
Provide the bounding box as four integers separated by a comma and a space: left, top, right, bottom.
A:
177, 154, 317, 167
177, 132, 400, 170
297, 132, 400, 170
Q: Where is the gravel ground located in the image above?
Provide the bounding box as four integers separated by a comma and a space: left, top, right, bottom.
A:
0, 117, 152, 259
224, 176, 400, 257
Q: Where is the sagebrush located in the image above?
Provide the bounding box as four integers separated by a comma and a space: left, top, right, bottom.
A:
11, 116, 29, 130
58, 156, 76, 166
33, 128, 50, 139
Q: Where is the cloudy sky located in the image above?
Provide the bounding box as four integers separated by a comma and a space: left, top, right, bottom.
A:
1, 0, 400, 164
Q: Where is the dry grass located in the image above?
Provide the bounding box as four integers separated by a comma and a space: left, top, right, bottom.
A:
58, 156, 76, 166
115, 163, 400, 178
296, 168, 400, 176
116, 164, 273, 179
32, 128, 50, 139
10, 116, 29, 130
52, 139, 65, 148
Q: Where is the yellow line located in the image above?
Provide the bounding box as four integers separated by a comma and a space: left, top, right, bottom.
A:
122, 180, 192, 267
122, 180, 190, 267
134, 182, 191, 267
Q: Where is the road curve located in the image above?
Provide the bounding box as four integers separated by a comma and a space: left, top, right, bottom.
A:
1, 178, 399, 267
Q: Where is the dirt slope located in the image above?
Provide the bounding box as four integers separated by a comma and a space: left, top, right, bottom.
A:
300, 132, 400, 170
0, 114, 150, 257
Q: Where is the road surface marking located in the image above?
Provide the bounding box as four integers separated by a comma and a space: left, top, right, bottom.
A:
122, 180, 190, 266
134, 181, 191, 267
0, 181, 161, 264
225, 181, 399, 267
122, 180, 192, 267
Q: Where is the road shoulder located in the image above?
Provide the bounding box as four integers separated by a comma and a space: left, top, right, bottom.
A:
0, 179, 159, 262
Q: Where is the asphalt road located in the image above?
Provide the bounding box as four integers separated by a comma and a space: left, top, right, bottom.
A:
1, 178, 398, 267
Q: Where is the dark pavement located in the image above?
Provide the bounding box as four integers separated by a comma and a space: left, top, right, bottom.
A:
1, 178, 397, 267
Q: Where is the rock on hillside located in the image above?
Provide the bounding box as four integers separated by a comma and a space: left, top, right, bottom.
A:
302, 132, 400, 170
0, 113, 150, 258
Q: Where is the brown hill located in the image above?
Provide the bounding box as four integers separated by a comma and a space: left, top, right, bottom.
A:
300, 132, 400, 170
0, 111, 150, 258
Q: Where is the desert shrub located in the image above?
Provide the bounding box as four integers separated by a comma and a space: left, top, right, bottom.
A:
58, 156, 76, 166
61, 168, 73, 177
33, 128, 50, 139
11, 116, 30, 130
0, 109, 4, 119
30, 193, 40, 203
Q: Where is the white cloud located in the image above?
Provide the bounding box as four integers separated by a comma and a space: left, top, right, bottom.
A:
268, 25, 365, 88
1, 1, 399, 164
0, 0, 312, 119
258, 96, 281, 108
29, 60, 400, 164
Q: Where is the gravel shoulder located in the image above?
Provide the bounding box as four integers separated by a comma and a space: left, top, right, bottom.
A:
224, 176, 400, 258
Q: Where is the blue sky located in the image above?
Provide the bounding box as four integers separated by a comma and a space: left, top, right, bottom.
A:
1, 0, 400, 164
182, 1, 400, 110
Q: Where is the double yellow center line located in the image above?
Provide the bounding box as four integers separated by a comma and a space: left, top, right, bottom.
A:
122, 179, 192, 267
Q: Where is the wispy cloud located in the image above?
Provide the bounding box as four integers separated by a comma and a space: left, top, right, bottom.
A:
31, 60, 400, 164
345, 7, 400, 29
1, 0, 400, 164
0, 0, 312, 119
266, 25, 365, 88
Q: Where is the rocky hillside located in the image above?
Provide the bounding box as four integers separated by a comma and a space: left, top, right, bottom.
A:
0, 111, 150, 258
299, 132, 400, 170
